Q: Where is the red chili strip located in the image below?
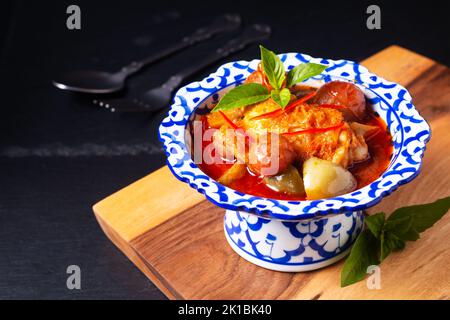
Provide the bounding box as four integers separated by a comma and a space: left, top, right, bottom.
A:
284, 91, 317, 112
282, 122, 345, 136
251, 108, 283, 120
251, 91, 317, 120
219, 111, 240, 130
218, 111, 254, 144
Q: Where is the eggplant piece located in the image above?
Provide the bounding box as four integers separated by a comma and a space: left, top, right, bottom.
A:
263, 165, 305, 196
303, 157, 356, 200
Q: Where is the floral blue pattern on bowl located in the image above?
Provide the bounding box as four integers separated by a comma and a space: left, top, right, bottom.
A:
159, 52, 431, 221
224, 209, 364, 271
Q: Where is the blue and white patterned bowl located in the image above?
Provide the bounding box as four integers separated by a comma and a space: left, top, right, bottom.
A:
159, 53, 430, 271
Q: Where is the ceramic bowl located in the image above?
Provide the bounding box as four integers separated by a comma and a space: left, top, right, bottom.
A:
159, 52, 430, 272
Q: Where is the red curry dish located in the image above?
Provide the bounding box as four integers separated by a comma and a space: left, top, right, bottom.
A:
196, 48, 392, 201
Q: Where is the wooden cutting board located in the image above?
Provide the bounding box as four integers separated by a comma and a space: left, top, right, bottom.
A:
93, 46, 450, 300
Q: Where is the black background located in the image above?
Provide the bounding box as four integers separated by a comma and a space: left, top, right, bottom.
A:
0, 0, 448, 299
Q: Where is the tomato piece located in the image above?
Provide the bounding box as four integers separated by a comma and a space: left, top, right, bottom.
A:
313, 81, 366, 121
247, 133, 295, 177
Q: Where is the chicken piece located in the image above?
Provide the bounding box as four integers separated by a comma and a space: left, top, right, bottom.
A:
241, 98, 281, 132
242, 102, 369, 168
206, 108, 244, 128
247, 132, 296, 176
332, 123, 369, 167
212, 125, 247, 163
332, 122, 382, 167
212, 124, 295, 177
313, 81, 366, 121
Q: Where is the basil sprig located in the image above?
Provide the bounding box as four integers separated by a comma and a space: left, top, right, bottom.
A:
260, 46, 285, 90
286, 62, 327, 88
341, 196, 450, 287
212, 45, 326, 112
271, 88, 291, 108
212, 83, 269, 112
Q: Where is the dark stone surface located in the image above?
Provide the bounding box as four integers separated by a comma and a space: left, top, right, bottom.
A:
0, 0, 448, 299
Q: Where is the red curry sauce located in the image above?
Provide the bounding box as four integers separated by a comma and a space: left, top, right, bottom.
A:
197, 109, 393, 201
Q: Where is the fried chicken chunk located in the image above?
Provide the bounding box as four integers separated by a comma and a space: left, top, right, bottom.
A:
240, 99, 369, 168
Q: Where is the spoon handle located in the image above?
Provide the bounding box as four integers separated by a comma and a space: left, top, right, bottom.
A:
161, 24, 271, 92
118, 14, 242, 77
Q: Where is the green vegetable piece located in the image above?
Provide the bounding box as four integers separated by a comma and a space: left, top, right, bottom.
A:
263, 165, 305, 196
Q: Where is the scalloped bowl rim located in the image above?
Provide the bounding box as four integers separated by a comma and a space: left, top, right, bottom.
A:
158, 52, 431, 221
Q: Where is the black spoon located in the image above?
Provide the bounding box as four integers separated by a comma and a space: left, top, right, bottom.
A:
52, 14, 241, 94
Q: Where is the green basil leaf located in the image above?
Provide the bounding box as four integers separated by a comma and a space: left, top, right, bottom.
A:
341, 195, 450, 287
365, 212, 386, 239
380, 231, 405, 261
286, 63, 327, 88
387, 196, 450, 234
212, 83, 270, 112
384, 215, 420, 241
341, 229, 380, 287
271, 88, 291, 108
260, 45, 285, 90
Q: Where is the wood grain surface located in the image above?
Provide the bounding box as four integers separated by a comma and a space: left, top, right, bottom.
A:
93, 46, 450, 300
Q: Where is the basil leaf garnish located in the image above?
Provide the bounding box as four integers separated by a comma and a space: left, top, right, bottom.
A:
286, 63, 327, 88
211, 46, 326, 112
380, 231, 405, 261
260, 45, 285, 90
212, 83, 270, 112
384, 215, 420, 242
387, 196, 450, 233
365, 212, 385, 239
341, 196, 450, 287
271, 88, 291, 108
341, 229, 380, 287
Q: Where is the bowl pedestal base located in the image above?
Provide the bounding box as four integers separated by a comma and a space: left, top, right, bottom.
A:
224, 210, 364, 272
